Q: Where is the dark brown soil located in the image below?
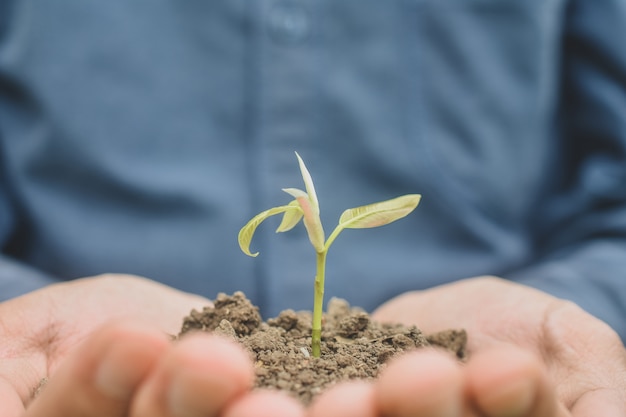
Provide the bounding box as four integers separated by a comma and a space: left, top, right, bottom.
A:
179, 292, 467, 405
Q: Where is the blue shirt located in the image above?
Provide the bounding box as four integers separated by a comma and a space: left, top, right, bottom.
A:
1, 1, 626, 339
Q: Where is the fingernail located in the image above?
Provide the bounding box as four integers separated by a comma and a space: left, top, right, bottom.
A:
94, 348, 136, 399
482, 378, 535, 417
168, 370, 234, 417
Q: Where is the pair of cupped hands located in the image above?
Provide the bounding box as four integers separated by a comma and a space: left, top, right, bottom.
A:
0, 274, 624, 417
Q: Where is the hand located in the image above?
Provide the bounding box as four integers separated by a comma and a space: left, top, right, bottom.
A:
0, 274, 306, 417
309, 276, 626, 416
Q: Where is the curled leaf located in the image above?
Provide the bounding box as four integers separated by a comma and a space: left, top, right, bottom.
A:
238, 205, 299, 257
338, 194, 421, 229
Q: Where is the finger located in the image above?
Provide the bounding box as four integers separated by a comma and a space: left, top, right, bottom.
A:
308, 380, 377, 417
130, 333, 254, 417
24, 320, 169, 417
465, 346, 560, 417
224, 390, 305, 417
375, 349, 464, 417
0, 378, 25, 416
570, 388, 626, 417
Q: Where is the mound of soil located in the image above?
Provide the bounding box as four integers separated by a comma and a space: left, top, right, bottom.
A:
179, 292, 467, 405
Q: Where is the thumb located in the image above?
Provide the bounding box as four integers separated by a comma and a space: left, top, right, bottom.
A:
0, 378, 26, 416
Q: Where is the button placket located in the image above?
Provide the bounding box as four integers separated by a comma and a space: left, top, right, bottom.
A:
266, 0, 311, 44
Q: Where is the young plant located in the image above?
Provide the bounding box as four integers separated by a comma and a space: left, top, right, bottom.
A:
238, 152, 421, 357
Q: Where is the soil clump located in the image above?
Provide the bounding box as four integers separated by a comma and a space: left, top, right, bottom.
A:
179, 291, 467, 405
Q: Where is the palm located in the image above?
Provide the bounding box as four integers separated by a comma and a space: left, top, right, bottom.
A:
373, 276, 626, 415
0, 275, 209, 412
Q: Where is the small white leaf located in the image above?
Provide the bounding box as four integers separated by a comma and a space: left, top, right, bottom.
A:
276, 200, 303, 232
283, 188, 325, 252
282, 187, 308, 200
295, 152, 320, 214
338, 194, 421, 229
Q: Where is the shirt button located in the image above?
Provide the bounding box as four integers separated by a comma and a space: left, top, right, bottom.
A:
267, 1, 310, 44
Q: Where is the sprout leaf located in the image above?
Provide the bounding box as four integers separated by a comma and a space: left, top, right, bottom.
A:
338, 194, 421, 229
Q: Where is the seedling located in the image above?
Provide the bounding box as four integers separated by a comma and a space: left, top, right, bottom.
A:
239, 152, 421, 357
